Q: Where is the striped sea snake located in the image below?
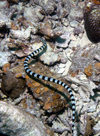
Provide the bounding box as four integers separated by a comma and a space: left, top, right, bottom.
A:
24, 38, 76, 135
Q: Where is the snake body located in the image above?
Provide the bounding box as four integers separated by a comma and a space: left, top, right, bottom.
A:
24, 38, 76, 135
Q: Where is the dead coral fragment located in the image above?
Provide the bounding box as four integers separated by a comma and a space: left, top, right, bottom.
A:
39, 20, 62, 38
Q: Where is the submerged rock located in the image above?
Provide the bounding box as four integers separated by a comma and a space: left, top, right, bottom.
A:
25, 61, 69, 113
1, 71, 26, 98
0, 101, 54, 136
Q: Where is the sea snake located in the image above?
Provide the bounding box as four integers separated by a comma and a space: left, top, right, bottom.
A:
24, 38, 76, 135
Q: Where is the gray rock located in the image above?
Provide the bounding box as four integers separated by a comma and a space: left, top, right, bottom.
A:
24, 5, 44, 25
0, 0, 8, 9
68, 6, 83, 22
0, 12, 11, 28
70, 20, 79, 28
0, 101, 53, 136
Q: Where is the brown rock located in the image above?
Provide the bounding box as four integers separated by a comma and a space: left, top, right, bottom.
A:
1, 71, 26, 99
39, 21, 54, 38
84, 64, 93, 77
84, 116, 95, 136
95, 62, 100, 69
11, 22, 19, 30
94, 62, 100, 75
25, 62, 69, 113
2, 63, 10, 73
39, 20, 62, 38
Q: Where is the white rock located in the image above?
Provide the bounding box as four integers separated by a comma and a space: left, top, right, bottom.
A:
79, 114, 86, 135
0, 51, 11, 67
94, 54, 100, 61
31, 42, 52, 52
61, 18, 69, 27
87, 101, 97, 113
31, 42, 60, 65
70, 20, 79, 28
93, 121, 100, 134
0, 1, 8, 9
66, 73, 97, 99
24, 6, 44, 25
78, 32, 92, 47
0, 12, 11, 28
70, 33, 77, 41
59, 63, 66, 68
65, 48, 74, 58
41, 51, 59, 65
57, 67, 65, 74
78, 87, 90, 102
11, 27, 32, 40
62, 60, 72, 76
52, 120, 70, 133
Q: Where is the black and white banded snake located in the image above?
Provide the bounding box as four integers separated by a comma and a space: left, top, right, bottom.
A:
24, 38, 76, 135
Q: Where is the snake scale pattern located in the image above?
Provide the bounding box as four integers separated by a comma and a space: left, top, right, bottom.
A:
24, 38, 76, 135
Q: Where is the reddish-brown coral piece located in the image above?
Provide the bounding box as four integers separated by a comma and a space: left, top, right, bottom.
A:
2, 63, 10, 73
84, 64, 93, 77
